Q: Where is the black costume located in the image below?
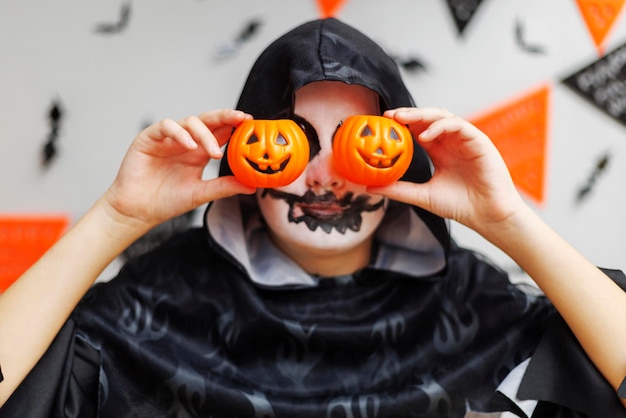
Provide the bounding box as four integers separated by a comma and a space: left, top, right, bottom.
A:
2, 18, 625, 418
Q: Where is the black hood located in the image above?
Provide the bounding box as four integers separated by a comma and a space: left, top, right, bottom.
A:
216, 18, 449, 278
236, 18, 413, 118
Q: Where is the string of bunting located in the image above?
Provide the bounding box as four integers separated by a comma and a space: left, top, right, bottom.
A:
7, 0, 626, 292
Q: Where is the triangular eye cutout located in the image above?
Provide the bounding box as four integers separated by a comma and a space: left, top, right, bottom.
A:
246, 133, 259, 144
390, 127, 400, 140
360, 125, 373, 137
276, 133, 288, 145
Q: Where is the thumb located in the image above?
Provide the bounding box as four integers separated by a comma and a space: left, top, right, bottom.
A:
192, 176, 256, 206
367, 180, 431, 210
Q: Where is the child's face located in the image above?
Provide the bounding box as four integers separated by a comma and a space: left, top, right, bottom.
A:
256, 81, 387, 260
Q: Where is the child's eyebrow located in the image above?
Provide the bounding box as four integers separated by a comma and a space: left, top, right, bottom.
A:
291, 113, 313, 128
291, 113, 308, 124
291, 114, 321, 160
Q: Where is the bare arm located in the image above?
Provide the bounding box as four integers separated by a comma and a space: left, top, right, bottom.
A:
372, 107, 626, 405
0, 109, 254, 406
489, 201, 626, 404
0, 198, 150, 405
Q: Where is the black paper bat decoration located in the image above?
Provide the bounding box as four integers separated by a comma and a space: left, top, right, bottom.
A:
515, 19, 546, 54
237, 19, 262, 43
388, 52, 427, 74
576, 151, 611, 203
41, 100, 63, 167
397, 56, 427, 73
94, 2, 132, 34
214, 18, 263, 60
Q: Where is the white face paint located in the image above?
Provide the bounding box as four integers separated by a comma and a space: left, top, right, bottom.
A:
256, 81, 387, 264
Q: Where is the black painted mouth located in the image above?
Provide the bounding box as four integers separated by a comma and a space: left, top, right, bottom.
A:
262, 189, 385, 234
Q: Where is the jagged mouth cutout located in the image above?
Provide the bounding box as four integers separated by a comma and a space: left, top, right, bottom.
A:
246, 156, 291, 174
358, 150, 402, 168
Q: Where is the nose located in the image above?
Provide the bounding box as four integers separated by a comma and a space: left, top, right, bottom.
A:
305, 149, 346, 193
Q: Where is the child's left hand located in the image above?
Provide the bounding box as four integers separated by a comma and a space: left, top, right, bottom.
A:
369, 107, 525, 238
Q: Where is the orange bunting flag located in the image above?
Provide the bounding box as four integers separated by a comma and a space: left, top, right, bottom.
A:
468, 85, 551, 206
0, 214, 70, 292
576, 0, 626, 56
317, 0, 347, 18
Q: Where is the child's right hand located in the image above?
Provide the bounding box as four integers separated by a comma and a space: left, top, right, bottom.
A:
103, 109, 255, 231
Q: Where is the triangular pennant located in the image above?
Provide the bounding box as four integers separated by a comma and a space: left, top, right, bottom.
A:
0, 215, 70, 292
575, 0, 626, 56
445, 0, 487, 36
468, 85, 551, 205
562, 42, 626, 128
316, 0, 347, 18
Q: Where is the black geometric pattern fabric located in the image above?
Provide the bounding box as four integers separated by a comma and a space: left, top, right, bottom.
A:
71, 228, 553, 417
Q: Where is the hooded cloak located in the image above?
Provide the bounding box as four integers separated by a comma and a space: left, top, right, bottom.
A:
3, 18, 626, 418
220, 18, 450, 272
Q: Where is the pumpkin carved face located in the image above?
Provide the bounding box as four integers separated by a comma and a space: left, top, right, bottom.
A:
227, 119, 310, 188
333, 115, 414, 186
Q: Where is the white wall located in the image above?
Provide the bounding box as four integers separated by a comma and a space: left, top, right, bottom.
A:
1, 0, 625, 281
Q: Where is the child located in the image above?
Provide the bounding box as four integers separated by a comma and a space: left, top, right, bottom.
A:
1, 18, 625, 417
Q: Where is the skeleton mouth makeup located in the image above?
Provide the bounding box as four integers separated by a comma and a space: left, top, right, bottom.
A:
261, 189, 385, 234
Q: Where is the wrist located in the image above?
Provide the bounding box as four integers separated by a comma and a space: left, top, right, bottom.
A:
468, 194, 529, 244
98, 185, 156, 234
87, 196, 154, 254
475, 201, 541, 257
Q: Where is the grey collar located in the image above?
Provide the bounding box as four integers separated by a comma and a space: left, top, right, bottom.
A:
206, 196, 446, 288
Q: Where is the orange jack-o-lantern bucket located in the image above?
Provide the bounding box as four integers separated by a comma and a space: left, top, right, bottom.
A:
227, 119, 310, 188
333, 115, 414, 186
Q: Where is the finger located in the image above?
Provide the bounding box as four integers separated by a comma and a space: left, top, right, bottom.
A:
384, 108, 456, 139
198, 109, 251, 133
145, 118, 197, 149
383, 107, 414, 118
418, 116, 491, 155
191, 176, 256, 206
385, 107, 454, 123
178, 115, 222, 157
196, 109, 254, 152
197, 109, 251, 126
367, 181, 430, 209
417, 115, 468, 143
